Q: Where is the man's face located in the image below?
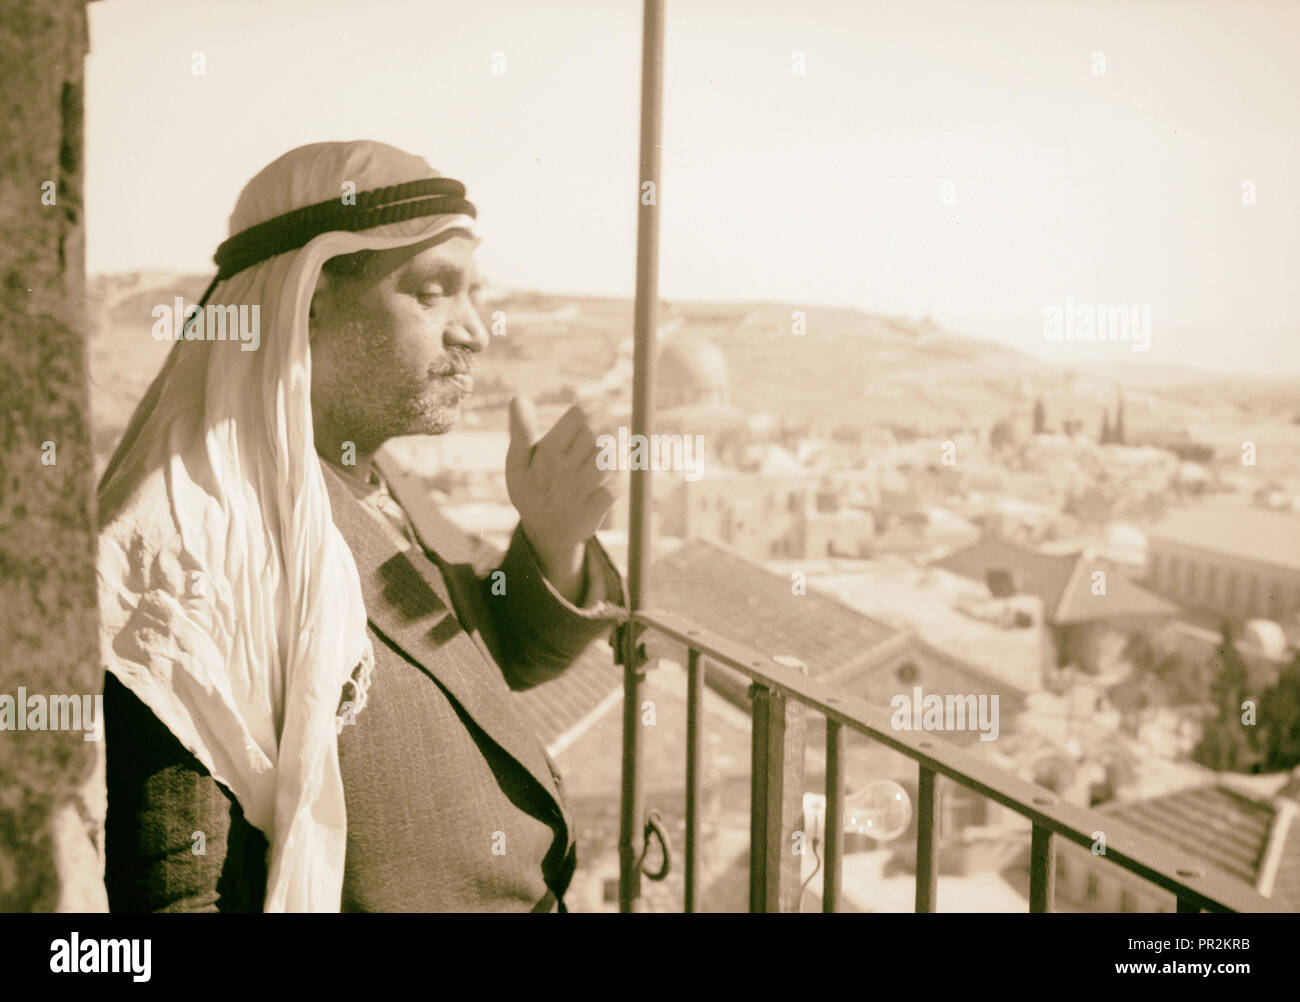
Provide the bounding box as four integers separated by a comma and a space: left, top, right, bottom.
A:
309, 231, 487, 458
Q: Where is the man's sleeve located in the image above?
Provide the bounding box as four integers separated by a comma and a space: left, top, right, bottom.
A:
103, 673, 268, 913
484, 525, 628, 690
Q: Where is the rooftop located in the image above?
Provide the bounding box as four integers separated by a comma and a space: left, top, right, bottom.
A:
514, 638, 622, 755
1052, 555, 1181, 625
1101, 783, 1300, 908
933, 538, 1179, 626
647, 537, 903, 677
1147, 504, 1300, 573
933, 539, 1078, 620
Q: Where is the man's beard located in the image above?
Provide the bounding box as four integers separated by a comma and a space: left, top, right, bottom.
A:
396, 347, 475, 436
399, 379, 465, 436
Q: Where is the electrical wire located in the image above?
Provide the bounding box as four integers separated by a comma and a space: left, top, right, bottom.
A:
796, 835, 824, 913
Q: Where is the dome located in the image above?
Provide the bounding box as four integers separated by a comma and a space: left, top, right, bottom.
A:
657, 338, 729, 409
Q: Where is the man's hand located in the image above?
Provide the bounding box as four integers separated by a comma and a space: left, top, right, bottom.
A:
506, 395, 624, 604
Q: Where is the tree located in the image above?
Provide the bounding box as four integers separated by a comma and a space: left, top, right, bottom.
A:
1124, 629, 1216, 706
1114, 391, 1126, 444
989, 417, 1015, 452
1114, 630, 1214, 733
1099, 410, 1111, 445
1191, 625, 1260, 773
1258, 655, 1300, 770
1033, 398, 1046, 435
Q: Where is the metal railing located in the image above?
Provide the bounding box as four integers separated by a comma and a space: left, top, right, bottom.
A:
614, 609, 1283, 914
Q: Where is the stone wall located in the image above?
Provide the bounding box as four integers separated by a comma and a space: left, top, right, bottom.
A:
0, 0, 107, 911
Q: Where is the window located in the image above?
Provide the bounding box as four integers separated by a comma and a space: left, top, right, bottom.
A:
1206, 566, 1219, 604
896, 662, 919, 684
1246, 576, 1259, 615
1086, 872, 1100, 901
1226, 572, 1239, 610
986, 568, 1017, 598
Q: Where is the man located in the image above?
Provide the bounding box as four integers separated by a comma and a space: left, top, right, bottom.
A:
98, 140, 628, 912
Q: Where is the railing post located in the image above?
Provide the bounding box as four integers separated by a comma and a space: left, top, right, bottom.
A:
618, 650, 648, 912
619, 0, 664, 915
684, 648, 703, 913
915, 765, 939, 913
823, 719, 844, 913
1029, 824, 1056, 913
749, 678, 807, 912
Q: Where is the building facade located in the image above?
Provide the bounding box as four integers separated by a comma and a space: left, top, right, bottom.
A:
1145, 508, 1300, 624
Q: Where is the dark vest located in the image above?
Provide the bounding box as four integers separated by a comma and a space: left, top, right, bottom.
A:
325, 467, 576, 911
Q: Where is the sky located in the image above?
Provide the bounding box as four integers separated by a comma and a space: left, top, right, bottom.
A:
86, 0, 1299, 374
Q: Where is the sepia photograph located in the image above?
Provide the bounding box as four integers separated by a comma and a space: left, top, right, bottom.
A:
1, 0, 1298, 983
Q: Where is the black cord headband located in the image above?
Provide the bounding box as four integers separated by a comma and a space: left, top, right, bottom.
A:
190, 177, 477, 312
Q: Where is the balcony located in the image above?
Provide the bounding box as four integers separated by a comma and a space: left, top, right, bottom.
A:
609, 607, 1285, 913
607, 1, 1286, 915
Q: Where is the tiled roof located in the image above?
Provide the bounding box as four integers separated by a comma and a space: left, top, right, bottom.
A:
1052, 556, 1181, 625
1148, 505, 1300, 573
552, 669, 755, 800
1102, 786, 1273, 889
933, 539, 1078, 619
513, 638, 622, 752
1269, 804, 1300, 911
646, 538, 903, 677
933, 539, 1178, 625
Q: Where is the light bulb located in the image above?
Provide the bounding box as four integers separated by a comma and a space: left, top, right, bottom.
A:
844, 779, 912, 841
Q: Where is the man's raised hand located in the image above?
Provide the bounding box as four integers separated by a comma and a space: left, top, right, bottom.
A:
505, 395, 624, 601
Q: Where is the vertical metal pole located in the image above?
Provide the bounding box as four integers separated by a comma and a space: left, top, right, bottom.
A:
619, 0, 665, 914
915, 766, 939, 913
749, 684, 783, 912
748, 674, 807, 913
618, 652, 645, 913
685, 648, 703, 913
823, 720, 844, 913
1029, 825, 1056, 913
627, 0, 664, 613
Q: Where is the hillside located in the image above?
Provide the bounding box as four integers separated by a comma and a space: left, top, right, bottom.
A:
86, 272, 1300, 473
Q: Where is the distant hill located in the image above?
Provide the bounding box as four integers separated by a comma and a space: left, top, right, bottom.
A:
86, 272, 1300, 471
